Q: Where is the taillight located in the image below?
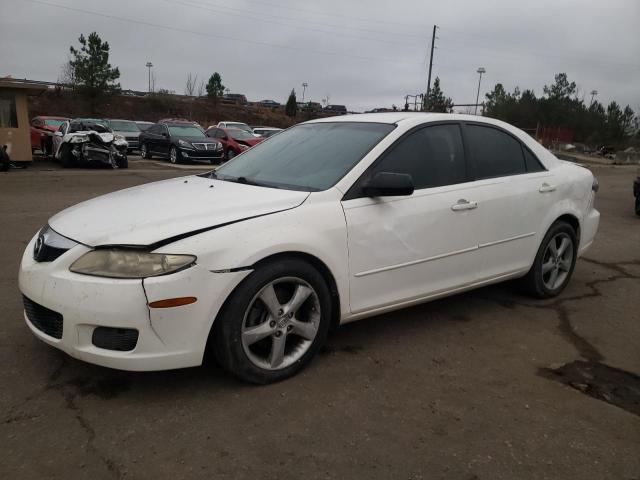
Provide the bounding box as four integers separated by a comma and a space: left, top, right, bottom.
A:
592, 176, 599, 193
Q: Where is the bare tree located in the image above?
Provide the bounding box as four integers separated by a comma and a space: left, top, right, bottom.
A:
185, 73, 198, 97
57, 58, 76, 89
197, 79, 206, 97
322, 94, 330, 107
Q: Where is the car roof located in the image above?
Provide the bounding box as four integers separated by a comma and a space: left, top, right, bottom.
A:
305, 112, 517, 127
36, 116, 69, 120
105, 118, 136, 122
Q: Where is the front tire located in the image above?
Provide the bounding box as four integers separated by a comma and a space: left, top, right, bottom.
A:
212, 258, 332, 384
59, 144, 74, 168
169, 146, 180, 164
635, 195, 640, 216
226, 149, 236, 161
116, 154, 128, 169
521, 221, 578, 298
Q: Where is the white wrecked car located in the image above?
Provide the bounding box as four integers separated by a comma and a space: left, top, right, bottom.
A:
52, 118, 129, 168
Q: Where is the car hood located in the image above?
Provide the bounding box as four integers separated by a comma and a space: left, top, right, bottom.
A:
180, 136, 218, 143
48, 175, 309, 247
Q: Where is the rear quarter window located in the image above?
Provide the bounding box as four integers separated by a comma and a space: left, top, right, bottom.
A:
466, 124, 526, 179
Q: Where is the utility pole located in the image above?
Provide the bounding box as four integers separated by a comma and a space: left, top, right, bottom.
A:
425, 25, 438, 111
302, 82, 308, 102
475, 67, 485, 115
146, 62, 153, 93
589, 89, 598, 107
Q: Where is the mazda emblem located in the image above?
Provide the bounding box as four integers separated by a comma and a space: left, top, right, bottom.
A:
33, 234, 45, 261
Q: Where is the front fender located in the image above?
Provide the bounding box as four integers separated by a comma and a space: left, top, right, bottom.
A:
154, 199, 351, 318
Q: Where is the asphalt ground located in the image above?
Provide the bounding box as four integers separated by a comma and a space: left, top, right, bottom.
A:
1, 159, 638, 480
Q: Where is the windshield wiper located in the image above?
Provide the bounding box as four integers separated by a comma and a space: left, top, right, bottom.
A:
226, 176, 265, 187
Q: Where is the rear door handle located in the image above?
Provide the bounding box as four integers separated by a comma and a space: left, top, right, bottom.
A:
451, 199, 478, 211
539, 183, 556, 193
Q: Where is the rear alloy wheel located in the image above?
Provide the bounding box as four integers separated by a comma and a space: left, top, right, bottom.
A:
521, 221, 577, 298
140, 143, 152, 159
213, 258, 331, 384
169, 146, 180, 164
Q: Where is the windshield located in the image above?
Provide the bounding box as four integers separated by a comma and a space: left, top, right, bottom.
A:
215, 122, 394, 191
229, 129, 255, 140
44, 119, 65, 127
109, 120, 139, 132
168, 125, 205, 137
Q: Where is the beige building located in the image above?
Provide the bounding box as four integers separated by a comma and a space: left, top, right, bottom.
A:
0, 80, 46, 161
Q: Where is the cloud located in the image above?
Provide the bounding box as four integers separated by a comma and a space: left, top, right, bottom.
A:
1, 0, 638, 112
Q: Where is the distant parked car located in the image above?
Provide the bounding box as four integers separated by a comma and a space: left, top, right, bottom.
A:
139, 120, 224, 164
258, 99, 280, 108
30, 116, 69, 156
223, 93, 248, 105
253, 127, 283, 138
324, 104, 347, 115
302, 102, 322, 113
216, 121, 255, 135
135, 121, 154, 132
634, 176, 640, 215
205, 127, 263, 160
51, 118, 128, 168
103, 119, 141, 152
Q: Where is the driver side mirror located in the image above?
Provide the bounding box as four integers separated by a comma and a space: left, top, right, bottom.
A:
362, 172, 414, 197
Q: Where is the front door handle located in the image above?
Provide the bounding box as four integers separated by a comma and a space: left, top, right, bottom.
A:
539, 183, 556, 193
451, 199, 478, 211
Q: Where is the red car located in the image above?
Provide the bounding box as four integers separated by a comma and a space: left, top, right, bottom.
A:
205, 127, 263, 160
30, 116, 69, 156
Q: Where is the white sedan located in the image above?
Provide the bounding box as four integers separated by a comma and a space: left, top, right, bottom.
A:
19, 113, 600, 383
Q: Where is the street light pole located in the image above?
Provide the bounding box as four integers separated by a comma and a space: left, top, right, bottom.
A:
302, 82, 308, 102
475, 67, 485, 115
146, 62, 153, 93
589, 89, 598, 107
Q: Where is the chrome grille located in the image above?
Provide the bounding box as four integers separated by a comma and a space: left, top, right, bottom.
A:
192, 143, 218, 151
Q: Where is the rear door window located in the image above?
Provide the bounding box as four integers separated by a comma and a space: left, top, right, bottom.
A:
465, 125, 526, 179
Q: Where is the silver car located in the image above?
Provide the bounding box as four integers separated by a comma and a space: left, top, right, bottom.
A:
104, 119, 141, 152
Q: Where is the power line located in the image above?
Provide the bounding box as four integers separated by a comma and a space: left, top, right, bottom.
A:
232, 0, 427, 31
170, 0, 424, 47
24, 0, 416, 64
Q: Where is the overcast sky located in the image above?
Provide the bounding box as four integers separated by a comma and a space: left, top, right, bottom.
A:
1, 0, 639, 113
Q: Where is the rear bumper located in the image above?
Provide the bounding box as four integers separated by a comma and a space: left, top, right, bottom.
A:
579, 207, 600, 256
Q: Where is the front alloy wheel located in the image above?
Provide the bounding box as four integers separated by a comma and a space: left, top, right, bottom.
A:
212, 258, 331, 383
241, 278, 321, 370
169, 146, 179, 164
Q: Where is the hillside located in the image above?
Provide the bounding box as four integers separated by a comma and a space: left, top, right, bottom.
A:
28, 90, 324, 128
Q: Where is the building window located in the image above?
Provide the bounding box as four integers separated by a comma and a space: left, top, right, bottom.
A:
0, 92, 18, 128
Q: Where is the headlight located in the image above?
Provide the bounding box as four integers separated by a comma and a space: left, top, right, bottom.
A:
215, 142, 223, 150
70, 135, 89, 143
114, 134, 126, 141
70, 250, 196, 278
178, 139, 193, 148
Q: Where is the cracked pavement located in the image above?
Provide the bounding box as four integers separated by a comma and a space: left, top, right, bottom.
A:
1, 160, 639, 479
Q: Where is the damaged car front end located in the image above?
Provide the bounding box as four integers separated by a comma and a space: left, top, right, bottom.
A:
54, 119, 129, 169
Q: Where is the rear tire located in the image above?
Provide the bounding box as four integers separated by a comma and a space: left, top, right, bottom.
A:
521, 221, 578, 298
211, 258, 332, 384
140, 143, 152, 159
